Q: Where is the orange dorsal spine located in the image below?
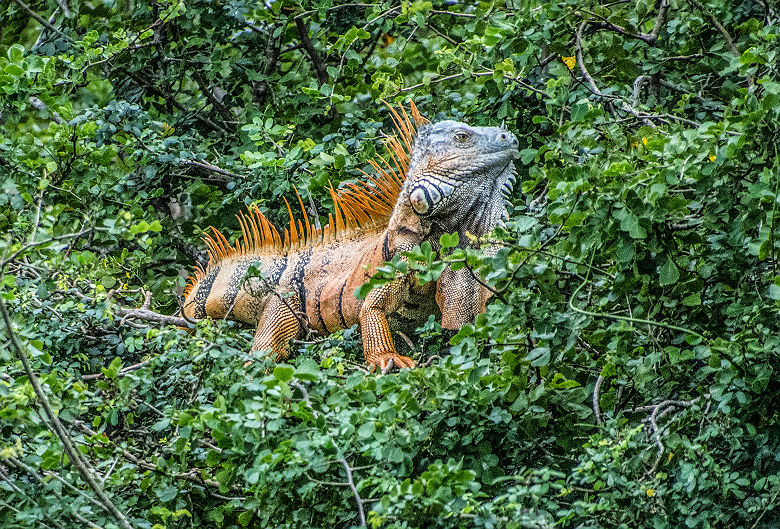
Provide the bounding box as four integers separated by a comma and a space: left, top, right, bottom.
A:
185, 101, 429, 290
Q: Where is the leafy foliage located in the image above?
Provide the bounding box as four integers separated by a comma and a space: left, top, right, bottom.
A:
1, 0, 779, 528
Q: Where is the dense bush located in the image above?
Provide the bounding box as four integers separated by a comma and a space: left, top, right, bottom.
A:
1, 0, 778, 527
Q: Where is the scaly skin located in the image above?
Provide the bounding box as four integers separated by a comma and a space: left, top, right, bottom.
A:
181, 106, 518, 371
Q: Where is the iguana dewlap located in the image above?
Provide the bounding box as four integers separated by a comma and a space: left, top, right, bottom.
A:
181, 104, 518, 371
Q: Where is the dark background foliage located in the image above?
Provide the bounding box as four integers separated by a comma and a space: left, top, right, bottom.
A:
1, 0, 778, 527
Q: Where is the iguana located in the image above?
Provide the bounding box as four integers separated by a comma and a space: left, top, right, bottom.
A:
181, 103, 519, 371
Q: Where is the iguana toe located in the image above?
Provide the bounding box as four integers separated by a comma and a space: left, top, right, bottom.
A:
370, 353, 416, 372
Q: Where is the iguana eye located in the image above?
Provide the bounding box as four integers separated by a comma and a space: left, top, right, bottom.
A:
454, 130, 471, 143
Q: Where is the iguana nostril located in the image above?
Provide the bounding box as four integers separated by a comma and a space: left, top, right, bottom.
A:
500, 133, 507, 141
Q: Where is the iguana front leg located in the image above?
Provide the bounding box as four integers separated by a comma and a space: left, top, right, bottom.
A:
359, 278, 415, 371
251, 293, 302, 361
436, 267, 491, 329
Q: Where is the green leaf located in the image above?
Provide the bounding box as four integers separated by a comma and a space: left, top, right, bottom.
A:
769, 284, 780, 300
357, 422, 375, 439
659, 256, 679, 286
526, 347, 550, 367
238, 511, 254, 527
5, 64, 24, 77
682, 292, 701, 306
294, 359, 321, 381
102, 357, 123, 379
570, 103, 588, 123
156, 485, 178, 502
520, 148, 537, 165
440, 232, 459, 249
483, 27, 504, 47
8, 44, 24, 63
273, 365, 294, 382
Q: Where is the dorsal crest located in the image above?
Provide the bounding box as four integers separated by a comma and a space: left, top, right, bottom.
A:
183, 101, 428, 295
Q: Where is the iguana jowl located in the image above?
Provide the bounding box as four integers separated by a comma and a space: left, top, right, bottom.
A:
181, 104, 519, 370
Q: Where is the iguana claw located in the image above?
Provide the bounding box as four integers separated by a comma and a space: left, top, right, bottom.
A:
369, 354, 416, 373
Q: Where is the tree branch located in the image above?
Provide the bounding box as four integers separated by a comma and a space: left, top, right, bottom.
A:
0, 296, 136, 529
73, 421, 243, 496
593, 374, 604, 425
10, 0, 73, 43
341, 457, 367, 527
291, 381, 366, 524
295, 18, 329, 86
29, 96, 64, 124
180, 159, 243, 180
687, 0, 739, 55
643, 396, 703, 475
429, 9, 476, 18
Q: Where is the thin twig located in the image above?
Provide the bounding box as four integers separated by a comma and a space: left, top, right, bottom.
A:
0, 466, 71, 529
293, 3, 375, 20
643, 396, 703, 475
749, 483, 780, 529
593, 375, 604, 426
291, 381, 366, 525
688, 0, 753, 88
82, 360, 152, 381
29, 187, 45, 243
8, 456, 106, 515
1, 229, 93, 272
180, 159, 242, 179
429, 9, 476, 18
73, 421, 243, 495
568, 254, 705, 341
341, 457, 367, 527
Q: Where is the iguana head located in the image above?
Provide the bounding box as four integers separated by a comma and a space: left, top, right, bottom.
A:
403, 120, 519, 234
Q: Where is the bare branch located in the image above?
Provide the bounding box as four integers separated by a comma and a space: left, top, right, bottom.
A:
380, 357, 396, 375
687, 0, 739, 55
641, 396, 705, 475
647, 0, 670, 44
291, 381, 366, 525
293, 3, 375, 21
2, 229, 93, 272
659, 53, 705, 62
575, 22, 607, 98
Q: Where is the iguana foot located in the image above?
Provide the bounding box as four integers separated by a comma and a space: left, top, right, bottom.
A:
368, 353, 416, 372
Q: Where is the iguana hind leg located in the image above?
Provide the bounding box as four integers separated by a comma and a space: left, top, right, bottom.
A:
359, 278, 415, 371
251, 293, 302, 361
